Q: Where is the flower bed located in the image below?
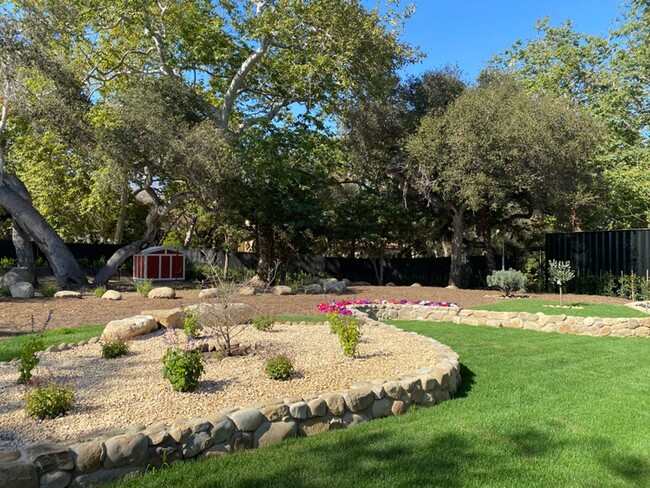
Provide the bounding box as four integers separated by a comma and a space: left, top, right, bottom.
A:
317, 299, 458, 314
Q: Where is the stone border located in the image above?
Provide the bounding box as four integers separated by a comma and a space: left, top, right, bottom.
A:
351, 303, 650, 338
0, 314, 461, 488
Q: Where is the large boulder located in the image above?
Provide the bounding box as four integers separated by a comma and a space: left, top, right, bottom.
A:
238, 286, 257, 296
101, 315, 158, 341
303, 283, 324, 295
324, 280, 347, 294
102, 290, 122, 300
141, 308, 184, 329
10, 282, 35, 299
148, 287, 176, 299
186, 302, 253, 326
198, 288, 219, 299
1, 267, 34, 288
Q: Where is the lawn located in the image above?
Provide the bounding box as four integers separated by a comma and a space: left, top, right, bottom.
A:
472, 298, 648, 318
0, 324, 105, 362
111, 321, 650, 488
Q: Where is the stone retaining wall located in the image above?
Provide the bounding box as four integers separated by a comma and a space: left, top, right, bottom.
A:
0, 316, 461, 488
351, 304, 650, 338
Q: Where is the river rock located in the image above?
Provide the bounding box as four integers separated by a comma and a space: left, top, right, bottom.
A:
102, 290, 122, 300
103, 434, 148, 468
148, 287, 176, 299
1, 267, 34, 288
101, 315, 157, 341
10, 282, 34, 298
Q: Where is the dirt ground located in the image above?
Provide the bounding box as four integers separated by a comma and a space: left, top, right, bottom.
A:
0, 285, 630, 339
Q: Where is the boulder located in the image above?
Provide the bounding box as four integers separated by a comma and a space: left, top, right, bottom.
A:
140, 308, 184, 329
342, 278, 352, 286
238, 286, 257, 296
10, 282, 34, 299
303, 284, 323, 295
271, 285, 293, 295
103, 434, 148, 468
323, 281, 347, 294
102, 290, 122, 301
1, 267, 34, 288
148, 287, 176, 299
54, 291, 82, 299
198, 288, 219, 299
253, 421, 297, 448
101, 315, 158, 341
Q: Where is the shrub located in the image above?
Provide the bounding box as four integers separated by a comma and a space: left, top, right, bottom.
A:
0, 256, 16, 267
337, 316, 363, 357
162, 348, 204, 392
253, 315, 274, 332
486, 269, 527, 297
101, 340, 129, 359
40, 283, 58, 298
93, 286, 107, 298
0, 288, 11, 297
265, 355, 293, 380
18, 336, 45, 384
183, 308, 201, 339
24, 382, 75, 419
136, 279, 154, 297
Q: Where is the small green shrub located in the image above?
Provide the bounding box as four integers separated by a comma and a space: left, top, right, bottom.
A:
40, 283, 59, 298
183, 309, 200, 339
136, 279, 154, 297
265, 355, 294, 380
253, 315, 274, 332
0, 256, 16, 267
337, 316, 363, 358
18, 336, 45, 384
486, 269, 527, 297
162, 348, 204, 392
0, 288, 11, 297
24, 382, 75, 419
93, 286, 107, 298
101, 340, 129, 359
35, 256, 48, 267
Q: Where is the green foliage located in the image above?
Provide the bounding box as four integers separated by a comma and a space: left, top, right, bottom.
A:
253, 316, 274, 332
162, 348, 204, 392
24, 382, 75, 419
183, 309, 200, 339
185, 262, 211, 282
101, 340, 129, 359
93, 286, 107, 297
0, 288, 11, 297
40, 283, 58, 297
265, 355, 294, 381
136, 279, 154, 297
17, 336, 45, 384
548, 260, 575, 286
486, 269, 527, 296
0, 256, 16, 267
34, 256, 47, 268
327, 313, 363, 357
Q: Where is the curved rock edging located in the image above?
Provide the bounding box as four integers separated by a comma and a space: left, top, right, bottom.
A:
0, 314, 461, 488
350, 303, 650, 338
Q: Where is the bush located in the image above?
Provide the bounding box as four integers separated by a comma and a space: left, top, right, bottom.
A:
0, 288, 11, 297
0, 256, 16, 267
265, 355, 294, 380
24, 382, 75, 419
136, 279, 154, 297
101, 340, 129, 359
327, 312, 363, 357
162, 348, 204, 392
253, 315, 274, 332
41, 283, 58, 298
183, 309, 200, 339
18, 336, 45, 384
93, 286, 107, 298
486, 269, 527, 297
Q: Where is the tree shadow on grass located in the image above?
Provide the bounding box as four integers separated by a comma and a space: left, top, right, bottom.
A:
455, 363, 475, 398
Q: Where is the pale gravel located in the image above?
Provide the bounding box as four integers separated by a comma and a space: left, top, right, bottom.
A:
0, 322, 436, 451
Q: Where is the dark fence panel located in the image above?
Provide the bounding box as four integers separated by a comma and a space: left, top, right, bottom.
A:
545, 229, 650, 277
0, 240, 123, 264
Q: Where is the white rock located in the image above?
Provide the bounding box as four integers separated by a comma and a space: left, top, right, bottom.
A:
198, 288, 219, 298
10, 282, 34, 298
101, 315, 158, 341
148, 287, 176, 299
102, 290, 122, 300
54, 290, 82, 299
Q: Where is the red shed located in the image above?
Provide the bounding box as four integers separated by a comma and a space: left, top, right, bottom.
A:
133, 246, 185, 281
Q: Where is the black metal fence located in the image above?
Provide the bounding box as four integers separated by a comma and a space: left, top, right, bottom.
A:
545, 229, 650, 277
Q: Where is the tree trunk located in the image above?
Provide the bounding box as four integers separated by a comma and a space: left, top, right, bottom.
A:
12, 219, 36, 282
479, 206, 496, 272
113, 182, 129, 245
183, 216, 197, 247
448, 205, 468, 288
0, 175, 87, 288
223, 251, 229, 279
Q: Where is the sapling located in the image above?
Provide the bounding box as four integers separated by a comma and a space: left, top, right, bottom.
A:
548, 260, 575, 307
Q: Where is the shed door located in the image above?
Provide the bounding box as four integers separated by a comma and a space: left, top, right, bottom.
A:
161, 256, 171, 279
146, 255, 160, 279
172, 256, 184, 278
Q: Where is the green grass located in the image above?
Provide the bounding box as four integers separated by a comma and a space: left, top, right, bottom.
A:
0, 324, 105, 362
273, 314, 324, 323
472, 298, 648, 318
111, 321, 650, 488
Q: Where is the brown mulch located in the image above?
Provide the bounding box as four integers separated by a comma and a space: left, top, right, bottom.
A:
0, 285, 629, 339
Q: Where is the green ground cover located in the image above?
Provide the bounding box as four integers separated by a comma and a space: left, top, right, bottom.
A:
0, 324, 105, 362
472, 298, 647, 318
111, 321, 650, 488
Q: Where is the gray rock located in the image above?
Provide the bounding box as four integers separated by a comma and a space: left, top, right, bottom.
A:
39, 470, 71, 488
103, 434, 148, 468
342, 278, 352, 286
238, 286, 257, 296
198, 288, 220, 298
71, 441, 104, 473
0, 451, 20, 462
298, 417, 331, 437
342, 412, 369, 427
148, 287, 176, 299
198, 442, 231, 459
258, 403, 289, 422
385, 282, 397, 287
371, 398, 392, 418
1, 267, 34, 288
253, 421, 297, 448
410, 385, 424, 404
343, 388, 374, 412
229, 409, 264, 432
100, 315, 158, 342
288, 402, 308, 420
320, 393, 345, 416
54, 291, 82, 299
24, 444, 73, 472
419, 373, 439, 391
271, 285, 293, 295
307, 398, 327, 418
205, 414, 235, 444
303, 284, 324, 295
391, 399, 408, 416
101, 290, 122, 300
69, 466, 145, 488
232, 432, 253, 452
324, 281, 347, 294
0, 459, 37, 488
168, 419, 193, 443
146, 443, 182, 469
182, 431, 213, 458
144, 424, 169, 446
10, 282, 34, 298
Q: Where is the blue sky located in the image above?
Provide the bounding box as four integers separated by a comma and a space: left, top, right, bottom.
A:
394, 0, 622, 81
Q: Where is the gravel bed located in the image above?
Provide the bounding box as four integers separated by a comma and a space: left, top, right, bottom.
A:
0, 321, 436, 451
